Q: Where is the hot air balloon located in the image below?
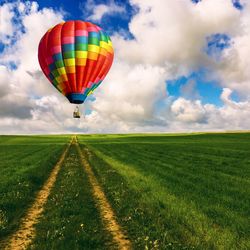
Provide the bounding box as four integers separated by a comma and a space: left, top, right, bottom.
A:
38, 20, 114, 118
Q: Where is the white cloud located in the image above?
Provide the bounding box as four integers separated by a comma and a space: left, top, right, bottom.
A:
0, 66, 11, 98
82, 0, 125, 22
1, 2, 64, 72
0, 3, 15, 44
0, 0, 250, 134
91, 61, 167, 123
168, 88, 250, 132
206, 89, 250, 131
0, 2, 66, 129
171, 98, 207, 124
220, 87, 248, 109
204, 1, 250, 99
113, 0, 240, 73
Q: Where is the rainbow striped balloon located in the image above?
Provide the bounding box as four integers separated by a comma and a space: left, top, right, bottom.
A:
38, 20, 114, 104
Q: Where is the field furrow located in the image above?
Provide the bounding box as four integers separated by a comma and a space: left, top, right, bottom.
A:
29, 139, 113, 249
2, 139, 71, 250
76, 141, 131, 250
0, 133, 249, 249
78, 133, 250, 249
0, 136, 70, 241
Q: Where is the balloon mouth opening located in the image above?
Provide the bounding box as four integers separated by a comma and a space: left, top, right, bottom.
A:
66, 93, 87, 104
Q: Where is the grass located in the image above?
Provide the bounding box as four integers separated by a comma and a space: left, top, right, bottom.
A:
0, 135, 70, 145
78, 133, 250, 249
0, 133, 249, 249
30, 144, 112, 250
0, 135, 70, 239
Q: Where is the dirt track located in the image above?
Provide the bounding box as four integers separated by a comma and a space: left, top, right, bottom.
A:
1, 136, 131, 249
0, 140, 72, 250
76, 138, 131, 250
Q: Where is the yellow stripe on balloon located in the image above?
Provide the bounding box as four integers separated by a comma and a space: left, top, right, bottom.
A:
88, 44, 100, 53
57, 67, 66, 76
100, 41, 112, 53
99, 48, 108, 56
76, 51, 88, 59
87, 52, 98, 60
108, 41, 114, 53
99, 41, 107, 48
64, 58, 75, 67
107, 46, 113, 53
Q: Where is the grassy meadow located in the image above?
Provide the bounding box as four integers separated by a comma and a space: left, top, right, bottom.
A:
78, 133, 250, 249
0, 133, 249, 249
0, 135, 70, 239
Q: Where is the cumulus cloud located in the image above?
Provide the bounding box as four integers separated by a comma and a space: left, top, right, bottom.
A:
91, 61, 167, 123
171, 98, 207, 124
87, 0, 249, 132
0, 0, 250, 134
0, 3, 15, 44
0, 66, 33, 119
112, 0, 240, 73
82, 0, 125, 22
168, 87, 250, 132
0, 95, 33, 119
202, 1, 250, 100
1, 2, 64, 71
0, 66, 11, 98
220, 87, 248, 109
206, 88, 250, 131
0, 1, 65, 128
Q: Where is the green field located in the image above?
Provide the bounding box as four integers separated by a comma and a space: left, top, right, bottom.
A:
0, 135, 70, 239
0, 133, 249, 249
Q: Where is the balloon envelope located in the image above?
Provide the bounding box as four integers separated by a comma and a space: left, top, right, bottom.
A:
38, 20, 114, 104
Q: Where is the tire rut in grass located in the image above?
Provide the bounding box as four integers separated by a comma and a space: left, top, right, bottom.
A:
0, 139, 72, 250
76, 140, 131, 250
29, 138, 112, 250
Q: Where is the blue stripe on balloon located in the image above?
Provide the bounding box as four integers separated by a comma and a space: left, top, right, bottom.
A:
53, 53, 63, 61
62, 44, 74, 52
88, 32, 99, 38
49, 63, 56, 71
76, 36, 88, 43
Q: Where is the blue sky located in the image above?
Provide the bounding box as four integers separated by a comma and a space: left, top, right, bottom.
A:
1, 0, 242, 107
47, 0, 241, 107
38, 0, 134, 32
0, 0, 249, 133
167, 0, 242, 106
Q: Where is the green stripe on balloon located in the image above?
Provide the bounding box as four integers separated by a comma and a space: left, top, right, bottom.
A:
52, 69, 59, 77
75, 44, 88, 51
88, 37, 99, 45
55, 60, 64, 68
63, 51, 75, 58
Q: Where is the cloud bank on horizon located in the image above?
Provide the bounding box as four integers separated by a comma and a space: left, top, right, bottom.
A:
0, 0, 250, 134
